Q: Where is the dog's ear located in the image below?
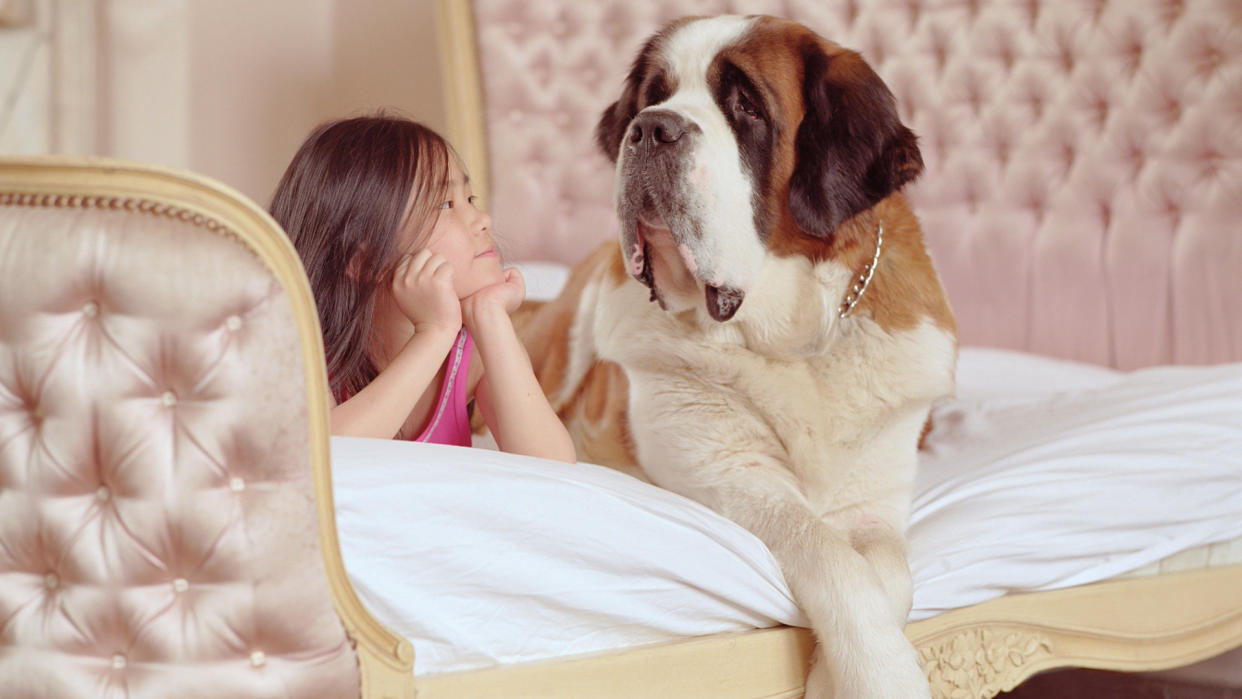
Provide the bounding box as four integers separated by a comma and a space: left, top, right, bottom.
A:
596, 86, 639, 163
596, 25, 680, 163
789, 43, 923, 237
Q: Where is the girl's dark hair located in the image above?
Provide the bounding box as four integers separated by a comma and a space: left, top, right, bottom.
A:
270, 114, 452, 403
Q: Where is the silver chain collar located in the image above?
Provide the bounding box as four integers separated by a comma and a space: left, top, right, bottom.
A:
838, 221, 884, 319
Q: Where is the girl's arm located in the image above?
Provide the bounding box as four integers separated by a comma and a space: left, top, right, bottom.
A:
330, 326, 457, 439
332, 249, 462, 439
465, 269, 577, 463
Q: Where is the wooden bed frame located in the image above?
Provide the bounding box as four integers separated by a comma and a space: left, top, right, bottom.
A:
415, 565, 1242, 698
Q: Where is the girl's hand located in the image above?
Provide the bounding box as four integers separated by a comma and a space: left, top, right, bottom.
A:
462, 267, 526, 322
393, 249, 462, 335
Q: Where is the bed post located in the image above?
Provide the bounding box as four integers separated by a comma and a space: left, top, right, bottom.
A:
436, 0, 491, 214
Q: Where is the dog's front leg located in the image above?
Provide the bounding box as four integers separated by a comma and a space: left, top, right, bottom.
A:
849, 518, 915, 627
651, 467, 930, 699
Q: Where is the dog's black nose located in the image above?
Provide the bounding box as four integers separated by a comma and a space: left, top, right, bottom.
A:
629, 110, 688, 153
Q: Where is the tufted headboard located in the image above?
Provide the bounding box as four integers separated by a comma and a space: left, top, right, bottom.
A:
439, 0, 1242, 369
0, 159, 414, 698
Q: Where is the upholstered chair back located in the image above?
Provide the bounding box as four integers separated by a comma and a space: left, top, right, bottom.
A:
447, 0, 1242, 369
0, 160, 365, 697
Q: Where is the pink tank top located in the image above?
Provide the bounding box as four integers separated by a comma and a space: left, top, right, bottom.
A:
415, 328, 474, 447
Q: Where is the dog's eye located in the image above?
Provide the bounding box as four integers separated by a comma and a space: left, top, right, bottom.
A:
734, 93, 761, 121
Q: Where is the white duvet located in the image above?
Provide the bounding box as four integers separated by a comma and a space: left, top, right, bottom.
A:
333, 347, 1242, 676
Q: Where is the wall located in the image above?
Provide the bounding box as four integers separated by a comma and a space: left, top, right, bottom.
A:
0, 0, 447, 208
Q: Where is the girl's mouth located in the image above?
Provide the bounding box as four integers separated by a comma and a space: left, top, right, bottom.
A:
475, 246, 498, 259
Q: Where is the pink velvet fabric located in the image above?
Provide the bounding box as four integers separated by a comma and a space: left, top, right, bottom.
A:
0, 198, 359, 697
471, 0, 1242, 369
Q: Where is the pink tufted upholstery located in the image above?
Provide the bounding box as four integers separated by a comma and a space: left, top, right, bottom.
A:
0, 166, 360, 697
467, 0, 1242, 368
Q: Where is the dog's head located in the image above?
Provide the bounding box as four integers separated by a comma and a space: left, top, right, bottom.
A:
596, 15, 922, 321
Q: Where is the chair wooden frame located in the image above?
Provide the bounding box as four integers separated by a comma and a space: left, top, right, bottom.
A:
0, 157, 417, 699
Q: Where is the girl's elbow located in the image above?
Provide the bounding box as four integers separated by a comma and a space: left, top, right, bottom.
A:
555, 432, 577, 463
535, 429, 576, 464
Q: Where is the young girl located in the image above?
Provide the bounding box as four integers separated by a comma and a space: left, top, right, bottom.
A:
270, 114, 576, 463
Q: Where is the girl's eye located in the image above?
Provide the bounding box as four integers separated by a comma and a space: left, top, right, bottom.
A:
440, 200, 454, 210
467, 195, 479, 207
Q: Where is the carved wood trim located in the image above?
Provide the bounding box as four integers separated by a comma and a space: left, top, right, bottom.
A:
920, 626, 1053, 699
909, 565, 1242, 698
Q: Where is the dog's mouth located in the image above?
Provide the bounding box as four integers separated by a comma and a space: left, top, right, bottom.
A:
627, 209, 745, 322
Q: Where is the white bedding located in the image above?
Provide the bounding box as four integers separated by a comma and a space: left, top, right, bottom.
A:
333, 347, 1242, 676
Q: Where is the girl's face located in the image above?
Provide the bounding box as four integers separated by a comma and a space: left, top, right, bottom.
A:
405, 158, 501, 298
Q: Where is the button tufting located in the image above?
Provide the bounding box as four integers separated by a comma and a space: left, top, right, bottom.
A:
225, 315, 242, 331
1199, 46, 1224, 79
173, 578, 189, 593
1161, 96, 1182, 125
1022, 0, 1040, 29
1027, 93, 1045, 118
998, 45, 1015, 72
96, 486, 110, 502
1058, 45, 1076, 73
161, 391, 177, 407
250, 650, 266, 668
1091, 97, 1110, 129
230, 476, 245, 492
112, 653, 126, 670
44, 573, 59, 590
82, 301, 99, 318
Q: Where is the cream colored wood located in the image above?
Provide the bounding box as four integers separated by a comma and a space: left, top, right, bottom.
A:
907, 564, 1242, 698
414, 565, 1242, 699
0, 156, 416, 699
49, 0, 97, 153
435, 0, 491, 212
415, 626, 815, 699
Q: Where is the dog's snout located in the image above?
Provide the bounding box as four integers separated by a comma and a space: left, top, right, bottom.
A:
629, 111, 689, 154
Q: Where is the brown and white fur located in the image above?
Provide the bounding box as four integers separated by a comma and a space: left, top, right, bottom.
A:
514, 15, 956, 698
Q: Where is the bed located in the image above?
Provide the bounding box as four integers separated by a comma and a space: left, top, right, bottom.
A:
429, 0, 1242, 695
1, 1, 1240, 698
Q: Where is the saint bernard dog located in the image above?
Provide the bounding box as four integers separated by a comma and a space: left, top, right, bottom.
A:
515, 14, 956, 698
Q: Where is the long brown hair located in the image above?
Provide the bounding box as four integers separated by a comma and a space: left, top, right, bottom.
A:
270, 114, 451, 403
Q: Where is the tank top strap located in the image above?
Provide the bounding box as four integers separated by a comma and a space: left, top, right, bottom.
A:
415, 328, 474, 446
